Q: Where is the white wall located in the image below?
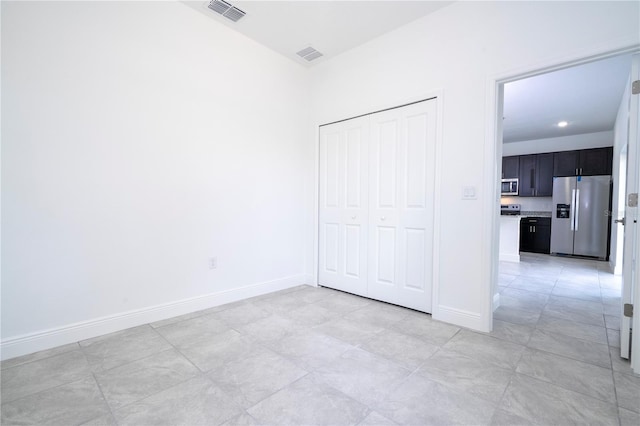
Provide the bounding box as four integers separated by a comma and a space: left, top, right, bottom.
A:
502, 131, 614, 156
610, 77, 632, 275
308, 1, 639, 330
2, 1, 309, 358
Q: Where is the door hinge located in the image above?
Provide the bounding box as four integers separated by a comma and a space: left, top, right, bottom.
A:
629, 193, 638, 207
624, 303, 633, 318
633, 80, 640, 95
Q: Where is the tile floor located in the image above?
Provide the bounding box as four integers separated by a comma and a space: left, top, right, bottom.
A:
1, 253, 639, 425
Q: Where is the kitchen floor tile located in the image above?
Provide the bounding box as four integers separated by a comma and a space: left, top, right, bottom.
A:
376, 374, 496, 426
342, 302, 411, 329
94, 348, 200, 410
358, 411, 398, 426
416, 348, 513, 404
508, 276, 556, 293
114, 376, 242, 426
536, 313, 608, 344
262, 329, 353, 370
313, 316, 385, 346
619, 407, 640, 426
154, 313, 231, 347
493, 305, 541, 326
499, 374, 618, 425
516, 348, 616, 403
206, 345, 308, 409
236, 314, 306, 343
542, 303, 605, 327
247, 374, 369, 426
1, 376, 110, 426
280, 303, 335, 327
312, 348, 411, 407
390, 313, 460, 345
499, 287, 549, 310
527, 328, 611, 368
176, 329, 255, 372
607, 328, 621, 348
490, 320, 534, 345
0, 350, 92, 403
357, 328, 439, 370
443, 329, 526, 370
614, 372, 640, 413
80, 325, 172, 372
312, 291, 371, 314
0, 342, 80, 371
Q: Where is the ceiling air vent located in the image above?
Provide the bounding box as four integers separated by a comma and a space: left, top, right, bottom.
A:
208, 0, 246, 22
296, 46, 323, 62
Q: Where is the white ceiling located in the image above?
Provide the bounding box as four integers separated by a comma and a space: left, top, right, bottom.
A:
503, 54, 632, 143
181, 2, 632, 145
182, 1, 453, 66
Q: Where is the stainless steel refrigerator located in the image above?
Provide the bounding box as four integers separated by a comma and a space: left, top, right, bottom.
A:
550, 175, 611, 259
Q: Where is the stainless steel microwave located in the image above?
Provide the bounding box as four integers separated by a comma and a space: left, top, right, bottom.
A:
501, 178, 518, 196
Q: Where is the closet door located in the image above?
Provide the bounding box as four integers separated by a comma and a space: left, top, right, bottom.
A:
368, 100, 436, 312
318, 117, 369, 297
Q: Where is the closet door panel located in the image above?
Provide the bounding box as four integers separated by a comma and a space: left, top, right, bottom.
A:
368, 111, 402, 304
396, 101, 436, 312
319, 117, 369, 297
368, 100, 436, 312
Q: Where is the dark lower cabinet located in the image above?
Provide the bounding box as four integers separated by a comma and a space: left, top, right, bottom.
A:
520, 217, 551, 254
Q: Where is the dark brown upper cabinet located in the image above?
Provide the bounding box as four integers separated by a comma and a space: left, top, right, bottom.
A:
518, 153, 553, 197
553, 147, 613, 177
502, 156, 519, 179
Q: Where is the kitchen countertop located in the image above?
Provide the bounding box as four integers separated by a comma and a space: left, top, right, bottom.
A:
520, 211, 552, 217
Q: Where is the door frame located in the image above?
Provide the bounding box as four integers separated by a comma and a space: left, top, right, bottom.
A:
312, 90, 445, 316
486, 45, 640, 370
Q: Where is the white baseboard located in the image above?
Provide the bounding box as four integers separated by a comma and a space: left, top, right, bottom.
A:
433, 304, 485, 331
499, 253, 520, 263
303, 274, 316, 286
1, 274, 306, 361
493, 293, 501, 311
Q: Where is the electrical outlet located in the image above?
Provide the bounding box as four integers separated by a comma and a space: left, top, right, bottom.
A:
209, 257, 217, 269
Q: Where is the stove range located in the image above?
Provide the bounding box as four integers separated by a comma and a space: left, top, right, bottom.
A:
501, 204, 521, 216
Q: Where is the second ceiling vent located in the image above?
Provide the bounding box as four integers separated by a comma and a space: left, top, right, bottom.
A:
296, 46, 323, 62
208, 0, 246, 22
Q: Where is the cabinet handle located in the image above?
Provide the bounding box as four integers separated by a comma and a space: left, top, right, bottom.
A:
381, 217, 386, 221
530, 169, 535, 188
575, 168, 578, 176
351, 216, 356, 219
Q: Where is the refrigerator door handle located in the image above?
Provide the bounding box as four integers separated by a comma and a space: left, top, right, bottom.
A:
570, 189, 576, 231
574, 189, 580, 231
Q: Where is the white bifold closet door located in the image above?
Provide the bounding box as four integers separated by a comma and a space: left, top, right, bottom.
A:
318, 116, 370, 297
319, 99, 437, 313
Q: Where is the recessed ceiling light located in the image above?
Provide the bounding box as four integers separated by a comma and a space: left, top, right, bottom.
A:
557, 121, 568, 128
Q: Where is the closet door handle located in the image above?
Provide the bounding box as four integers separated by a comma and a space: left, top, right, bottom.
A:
381, 217, 386, 221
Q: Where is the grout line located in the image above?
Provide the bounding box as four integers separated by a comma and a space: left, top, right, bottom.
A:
90, 371, 119, 424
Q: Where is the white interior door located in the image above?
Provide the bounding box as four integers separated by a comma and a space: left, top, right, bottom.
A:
318, 117, 369, 297
621, 54, 640, 365
368, 100, 436, 312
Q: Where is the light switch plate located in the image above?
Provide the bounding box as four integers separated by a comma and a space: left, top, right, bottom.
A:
462, 186, 477, 200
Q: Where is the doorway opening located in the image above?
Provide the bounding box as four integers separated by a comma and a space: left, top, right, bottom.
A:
492, 52, 638, 372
